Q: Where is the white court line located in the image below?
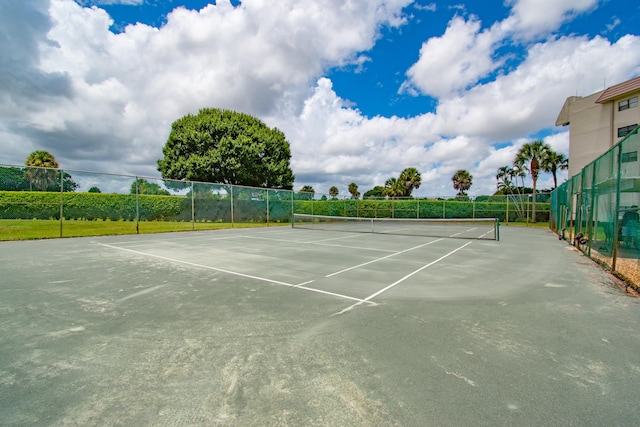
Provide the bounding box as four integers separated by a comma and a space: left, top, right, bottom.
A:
96, 242, 373, 305
326, 238, 444, 277
242, 235, 397, 253
308, 234, 365, 244
312, 242, 398, 253
336, 240, 474, 315
295, 284, 377, 305
104, 233, 263, 246
101, 227, 298, 246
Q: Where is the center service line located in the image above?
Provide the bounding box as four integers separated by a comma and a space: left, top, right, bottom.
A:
336, 240, 474, 315
326, 238, 445, 278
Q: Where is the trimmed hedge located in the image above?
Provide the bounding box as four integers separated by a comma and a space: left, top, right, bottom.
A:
292, 198, 550, 222
0, 191, 550, 223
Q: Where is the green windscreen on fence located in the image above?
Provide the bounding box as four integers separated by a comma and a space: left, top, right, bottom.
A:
551, 125, 640, 286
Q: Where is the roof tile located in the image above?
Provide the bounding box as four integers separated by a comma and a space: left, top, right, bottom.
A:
596, 75, 640, 103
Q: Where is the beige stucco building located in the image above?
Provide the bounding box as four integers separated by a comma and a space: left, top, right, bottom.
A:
556, 76, 640, 179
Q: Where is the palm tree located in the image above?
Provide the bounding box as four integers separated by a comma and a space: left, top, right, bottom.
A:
24, 150, 59, 191
514, 140, 551, 222
299, 185, 315, 200
399, 167, 422, 197
329, 186, 339, 198
300, 185, 315, 194
383, 177, 404, 197
542, 150, 568, 189
452, 169, 473, 196
348, 182, 360, 199
496, 166, 513, 194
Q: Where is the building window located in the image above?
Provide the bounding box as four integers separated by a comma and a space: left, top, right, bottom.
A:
621, 151, 638, 163
618, 124, 638, 138
619, 96, 639, 111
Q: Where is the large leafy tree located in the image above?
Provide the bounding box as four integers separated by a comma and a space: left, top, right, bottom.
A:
157, 108, 294, 189
542, 150, 568, 189
514, 140, 551, 222
329, 186, 339, 198
452, 169, 473, 196
25, 150, 59, 191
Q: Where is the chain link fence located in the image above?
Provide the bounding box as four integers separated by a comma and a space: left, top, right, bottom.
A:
1, 165, 549, 240
551, 125, 640, 290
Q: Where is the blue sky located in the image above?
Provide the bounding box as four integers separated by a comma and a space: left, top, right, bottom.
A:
2, 0, 640, 196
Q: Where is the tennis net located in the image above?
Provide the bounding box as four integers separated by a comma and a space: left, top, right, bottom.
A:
292, 214, 499, 241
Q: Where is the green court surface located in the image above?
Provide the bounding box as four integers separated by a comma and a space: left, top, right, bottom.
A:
1, 226, 639, 425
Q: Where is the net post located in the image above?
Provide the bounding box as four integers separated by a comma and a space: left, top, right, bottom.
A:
496, 218, 500, 241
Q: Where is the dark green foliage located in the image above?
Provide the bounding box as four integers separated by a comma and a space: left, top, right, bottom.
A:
0, 167, 77, 192
130, 178, 170, 195
0, 167, 30, 191
88, 186, 101, 193
363, 186, 385, 198
0, 191, 182, 221
0, 191, 551, 224
45, 172, 78, 192
157, 108, 294, 189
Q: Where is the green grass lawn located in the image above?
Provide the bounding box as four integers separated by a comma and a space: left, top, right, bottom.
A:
0, 219, 288, 241
0, 218, 552, 241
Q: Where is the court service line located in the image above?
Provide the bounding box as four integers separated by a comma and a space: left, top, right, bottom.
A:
243, 235, 397, 253
326, 238, 445, 278
96, 242, 373, 305
336, 240, 474, 315
308, 234, 365, 244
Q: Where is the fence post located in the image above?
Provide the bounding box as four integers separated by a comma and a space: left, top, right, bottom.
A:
230, 185, 235, 227
59, 169, 63, 238
191, 181, 195, 231
135, 176, 139, 234
506, 197, 509, 225
267, 190, 270, 226
612, 144, 623, 271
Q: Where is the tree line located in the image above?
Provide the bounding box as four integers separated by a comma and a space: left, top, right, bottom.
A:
301, 168, 474, 200
7, 110, 566, 212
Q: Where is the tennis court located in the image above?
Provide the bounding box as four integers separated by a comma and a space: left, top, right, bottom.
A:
1, 222, 639, 425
